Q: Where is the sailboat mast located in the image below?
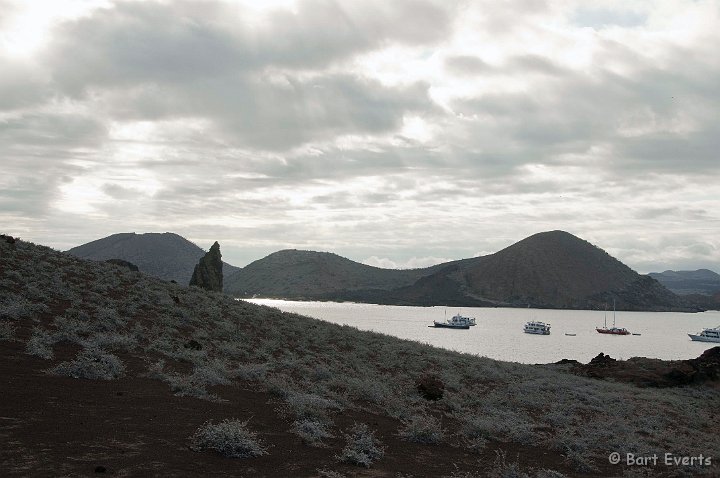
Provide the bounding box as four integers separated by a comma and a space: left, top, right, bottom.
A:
613, 298, 616, 327
604, 303, 607, 328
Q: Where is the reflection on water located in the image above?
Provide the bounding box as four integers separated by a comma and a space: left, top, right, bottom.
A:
247, 299, 720, 364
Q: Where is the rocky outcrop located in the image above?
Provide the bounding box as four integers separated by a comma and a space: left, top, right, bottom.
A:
189, 242, 223, 292
563, 347, 720, 387
588, 352, 616, 367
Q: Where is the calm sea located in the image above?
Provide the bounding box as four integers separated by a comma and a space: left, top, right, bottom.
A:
247, 299, 720, 364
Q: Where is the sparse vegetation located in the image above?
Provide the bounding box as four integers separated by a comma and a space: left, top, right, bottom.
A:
1, 236, 719, 476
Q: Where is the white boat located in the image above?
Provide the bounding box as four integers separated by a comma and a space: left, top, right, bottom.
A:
524, 321, 551, 335
430, 312, 476, 329
688, 326, 720, 343
450, 313, 476, 326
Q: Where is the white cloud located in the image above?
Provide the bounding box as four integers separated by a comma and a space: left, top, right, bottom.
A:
0, 0, 718, 274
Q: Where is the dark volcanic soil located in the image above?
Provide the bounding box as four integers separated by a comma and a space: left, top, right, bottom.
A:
1, 339, 578, 477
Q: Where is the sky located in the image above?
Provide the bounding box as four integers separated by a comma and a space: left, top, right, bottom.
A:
1, 0, 719, 273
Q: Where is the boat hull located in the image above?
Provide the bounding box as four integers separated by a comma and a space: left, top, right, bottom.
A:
524, 329, 550, 335
688, 334, 720, 343
596, 328, 630, 335
432, 323, 470, 330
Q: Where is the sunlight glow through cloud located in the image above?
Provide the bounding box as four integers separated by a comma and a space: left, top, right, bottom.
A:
0, 1, 110, 57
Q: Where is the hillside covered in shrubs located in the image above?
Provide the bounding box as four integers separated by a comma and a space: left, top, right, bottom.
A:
1, 235, 719, 477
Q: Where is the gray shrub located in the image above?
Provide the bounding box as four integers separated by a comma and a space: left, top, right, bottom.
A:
0, 320, 15, 341
26, 327, 55, 359
292, 418, 334, 447
399, 414, 445, 444
337, 423, 384, 468
190, 419, 268, 458
49, 348, 126, 380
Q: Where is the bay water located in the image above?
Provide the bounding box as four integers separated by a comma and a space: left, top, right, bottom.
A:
248, 299, 720, 364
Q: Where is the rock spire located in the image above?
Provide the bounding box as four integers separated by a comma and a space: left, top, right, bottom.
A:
189, 241, 223, 292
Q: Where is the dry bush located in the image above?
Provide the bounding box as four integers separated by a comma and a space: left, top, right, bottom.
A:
49, 348, 126, 380
0, 320, 16, 341
399, 413, 444, 444
292, 418, 334, 447
337, 423, 384, 468
190, 419, 268, 458
26, 327, 55, 359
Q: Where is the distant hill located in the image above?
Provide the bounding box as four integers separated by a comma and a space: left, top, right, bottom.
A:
67, 232, 240, 285
648, 269, 720, 296
375, 231, 686, 311
69, 230, 699, 311
223, 249, 445, 298
227, 230, 692, 311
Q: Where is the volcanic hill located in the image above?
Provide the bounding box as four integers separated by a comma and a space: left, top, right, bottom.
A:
67, 232, 240, 285
69, 230, 691, 310
223, 249, 444, 298
227, 231, 686, 311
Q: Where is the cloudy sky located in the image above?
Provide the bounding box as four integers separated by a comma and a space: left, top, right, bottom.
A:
1, 0, 719, 273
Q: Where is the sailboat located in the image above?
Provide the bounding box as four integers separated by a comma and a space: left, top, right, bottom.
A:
596, 300, 630, 335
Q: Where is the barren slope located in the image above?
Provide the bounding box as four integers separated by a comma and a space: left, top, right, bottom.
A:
2, 236, 718, 477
